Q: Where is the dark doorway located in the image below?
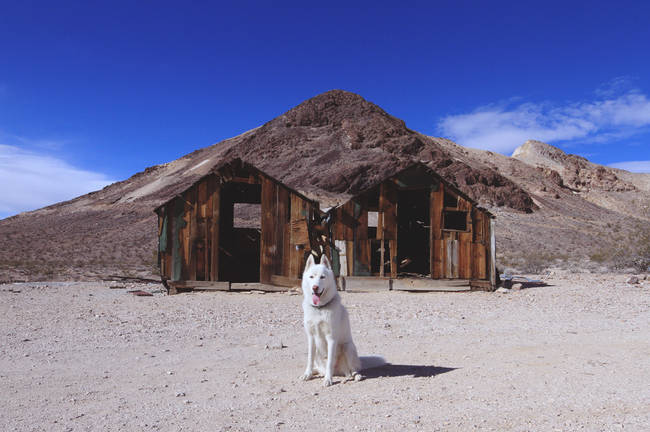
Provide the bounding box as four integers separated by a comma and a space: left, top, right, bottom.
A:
397, 188, 430, 275
219, 182, 261, 282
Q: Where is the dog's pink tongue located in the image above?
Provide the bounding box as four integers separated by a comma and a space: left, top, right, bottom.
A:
312, 294, 320, 305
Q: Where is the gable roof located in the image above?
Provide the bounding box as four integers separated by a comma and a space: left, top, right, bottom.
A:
329, 161, 494, 217
154, 158, 319, 213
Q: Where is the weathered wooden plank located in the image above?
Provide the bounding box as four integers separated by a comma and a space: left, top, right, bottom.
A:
180, 190, 193, 280
170, 199, 184, 282
169, 280, 230, 291
389, 239, 397, 278
472, 210, 483, 243
355, 203, 368, 240
290, 218, 310, 246
290, 195, 308, 278
157, 213, 166, 278
380, 183, 397, 240
489, 218, 497, 290
230, 282, 288, 292
210, 182, 220, 281
469, 279, 493, 291
354, 239, 371, 276
392, 278, 470, 292
432, 239, 444, 279
276, 187, 289, 276
459, 232, 472, 279
446, 234, 459, 278
473, 242, 487, 279
279, 189, 291, 277
260, 177, 276, 284
187, 186, 198, 281
333, 201, 355, 241
430, 186, 443, 278
346, 240, 354, 276
197, 179, 209, 280
271, 274, 300, 287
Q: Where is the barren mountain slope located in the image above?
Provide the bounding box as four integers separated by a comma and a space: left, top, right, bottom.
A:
451, 139, 650, 270
0, 91, 647, 280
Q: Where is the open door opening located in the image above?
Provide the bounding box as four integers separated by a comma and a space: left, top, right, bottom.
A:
397, 188, 430, 275
219, 182, 261, 282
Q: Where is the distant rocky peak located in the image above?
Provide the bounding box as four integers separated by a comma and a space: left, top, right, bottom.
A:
277, 89, 407, 130
512, 139, 567, 160
512, 140, 635, 193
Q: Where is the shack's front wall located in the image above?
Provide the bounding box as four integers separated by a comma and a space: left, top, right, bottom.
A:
157, 167, 319, 285
330, 176, 492, 282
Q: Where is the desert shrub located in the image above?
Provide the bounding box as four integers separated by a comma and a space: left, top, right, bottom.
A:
590, 221, 650, 272
519, 251, 562, 274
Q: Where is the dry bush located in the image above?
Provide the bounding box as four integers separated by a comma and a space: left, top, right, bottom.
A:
589, 221, 650, 272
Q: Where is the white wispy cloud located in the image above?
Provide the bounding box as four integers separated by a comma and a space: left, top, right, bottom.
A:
437, 82, 650, 154
0, 143, 115, 218
608, 160, 650, 173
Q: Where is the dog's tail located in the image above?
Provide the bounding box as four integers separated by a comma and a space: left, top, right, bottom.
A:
360, 355, 387, 371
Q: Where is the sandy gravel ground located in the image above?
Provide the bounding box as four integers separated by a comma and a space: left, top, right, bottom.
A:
1, 274, 649, 431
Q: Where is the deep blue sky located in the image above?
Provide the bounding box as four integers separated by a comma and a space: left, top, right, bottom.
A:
1, 1, 649, 218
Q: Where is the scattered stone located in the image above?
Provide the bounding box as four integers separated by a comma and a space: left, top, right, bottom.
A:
183, 399, 191, 404
175, 392, 186, 397
626, 276, 639, 285
267, 339, 286, 350
495, 287, 510, 293
511, 283, 523, 290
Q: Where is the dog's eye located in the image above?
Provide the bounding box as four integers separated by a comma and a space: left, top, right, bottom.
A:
320, 275, 325, 279
309, 275, 314, 279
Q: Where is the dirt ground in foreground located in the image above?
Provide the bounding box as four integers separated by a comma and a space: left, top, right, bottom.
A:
1, 273, 649, 431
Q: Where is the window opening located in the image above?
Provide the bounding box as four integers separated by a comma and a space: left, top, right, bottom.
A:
443, 210, 467, 231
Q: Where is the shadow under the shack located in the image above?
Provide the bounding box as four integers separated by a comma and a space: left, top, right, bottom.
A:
362, 364, 457, 379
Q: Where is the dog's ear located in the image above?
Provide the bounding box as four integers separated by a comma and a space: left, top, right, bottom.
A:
304, 254, 315, 271
320, 255, 332, 270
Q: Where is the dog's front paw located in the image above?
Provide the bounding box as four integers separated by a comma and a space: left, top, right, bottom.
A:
323, 376, 333, 387
299, 371, 314, 381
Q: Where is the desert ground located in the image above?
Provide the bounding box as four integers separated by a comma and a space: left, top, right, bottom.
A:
1, 273, 649, 431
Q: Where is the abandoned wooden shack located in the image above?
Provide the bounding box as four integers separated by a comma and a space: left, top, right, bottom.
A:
327, 163, 496, 291
154, 159, 327, 293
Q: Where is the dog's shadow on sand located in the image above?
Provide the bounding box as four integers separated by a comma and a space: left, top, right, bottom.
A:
362, 364, 456, 379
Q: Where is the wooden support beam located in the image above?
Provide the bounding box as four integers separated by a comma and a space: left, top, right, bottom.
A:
260, 177, 276, 284
210, 182, 221, 281
389, 239, 397, 278
430, 186, 443, 278
489, 218, 497, 290
271, 274, 300, 287
392, 278, 470, 292
169, 280, 230, 291
188, 186, 198, 281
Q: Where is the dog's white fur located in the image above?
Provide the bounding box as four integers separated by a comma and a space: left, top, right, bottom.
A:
300, 254, 362, 386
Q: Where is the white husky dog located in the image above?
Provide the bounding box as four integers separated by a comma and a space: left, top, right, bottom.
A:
300, 254, 384, 386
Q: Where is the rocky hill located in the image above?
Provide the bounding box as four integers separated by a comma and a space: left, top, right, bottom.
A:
1, 90, 648, 281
